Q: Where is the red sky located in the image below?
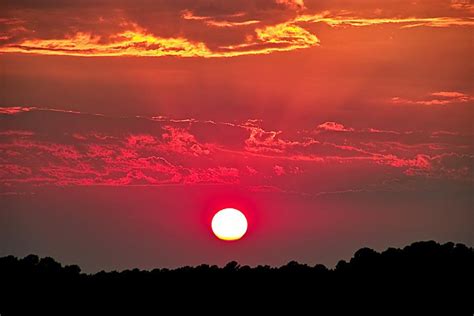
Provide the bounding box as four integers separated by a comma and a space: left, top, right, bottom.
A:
0, 0, 473, 272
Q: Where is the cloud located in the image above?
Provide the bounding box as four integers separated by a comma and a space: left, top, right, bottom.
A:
0, 106, 34, 115
0, 20, 319, 57
246, 166, 258, 175
181, 10, 210, 21
255, 22, 319, 47
295, 12, 474, 28
126, 134, 157, 147
431, 91, 469, 98
1, 0, 472, 58
273, 165, 286, 176
276, 0, 306, 10
0, 26, 213, 57
0, 107, 472, 194
391, 91, 474, 106
248, 185, 285, 193
0, 164, 32, 177
181, 10, 260, 28
450, 0, 474, 12
0, 130, 34, 137
182, 167, 240, 185
317, 122, 354, 132
160, 126, 211, 156
385, 153, 474, 178
205, 19, 260, 28
244, 125, 318, 154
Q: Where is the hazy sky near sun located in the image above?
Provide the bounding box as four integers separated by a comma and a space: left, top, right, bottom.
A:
0, 0, 473, 272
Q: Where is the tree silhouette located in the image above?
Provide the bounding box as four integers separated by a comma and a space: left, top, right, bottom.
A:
0, 240, 472, 315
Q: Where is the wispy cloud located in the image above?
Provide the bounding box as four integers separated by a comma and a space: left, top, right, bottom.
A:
181, 10, 260, 28
276, 0, 306, 10
295, 12, 474, 28
317, 122, 354, 132
391, 91, 474, 106
0, 107, 34, 115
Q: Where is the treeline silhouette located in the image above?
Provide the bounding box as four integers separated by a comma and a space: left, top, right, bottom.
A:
1, 241, 473, 315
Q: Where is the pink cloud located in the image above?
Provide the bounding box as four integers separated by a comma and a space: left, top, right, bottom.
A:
248, 185, 285, 193
365, 128, 401, 135
244, 126, 318, 154
273, 165, 286, 176
431, 130, 459, 137
127, 134, 158, 147
182, 167, 240, 185
0, 107, 34, 115
317, 122, 354, 132
385, 154, 432, 170
0, 164, 32, 177
0, 107, 472, 194
0, 130, 35, 137
244, 127, 287, 154
72, 133, 87, 141
246, 166, 258, 175
161, 126, 211, 156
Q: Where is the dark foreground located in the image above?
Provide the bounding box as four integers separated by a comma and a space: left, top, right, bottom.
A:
1, 241, 473, 315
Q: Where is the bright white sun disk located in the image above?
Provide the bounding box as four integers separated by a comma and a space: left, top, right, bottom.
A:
211, 208, 248, 241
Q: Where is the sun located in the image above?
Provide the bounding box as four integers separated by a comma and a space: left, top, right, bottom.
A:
211, 208, 248, 241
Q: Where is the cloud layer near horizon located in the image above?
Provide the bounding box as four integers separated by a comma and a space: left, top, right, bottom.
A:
1, 107, 472, 196
0, 0, 472, 57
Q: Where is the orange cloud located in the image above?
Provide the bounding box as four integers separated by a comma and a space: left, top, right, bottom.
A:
392, 91, 474, 106
181, 10, 260, 28
1, 1, 472, 58
431, 91, 469, 98
0, 28, 213, 57
0, 21, 318, 57
450, 0, 474, 13
219, 22, 320, 56
181, 10, 209, 21
3, 11, 467, 59
276, 0, 306, 10
205, 19, 260, 28
256, 22, 318, 47
295, 11, 474, 28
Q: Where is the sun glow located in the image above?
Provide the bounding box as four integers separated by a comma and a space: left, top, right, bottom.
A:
211, 208, 248, 241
